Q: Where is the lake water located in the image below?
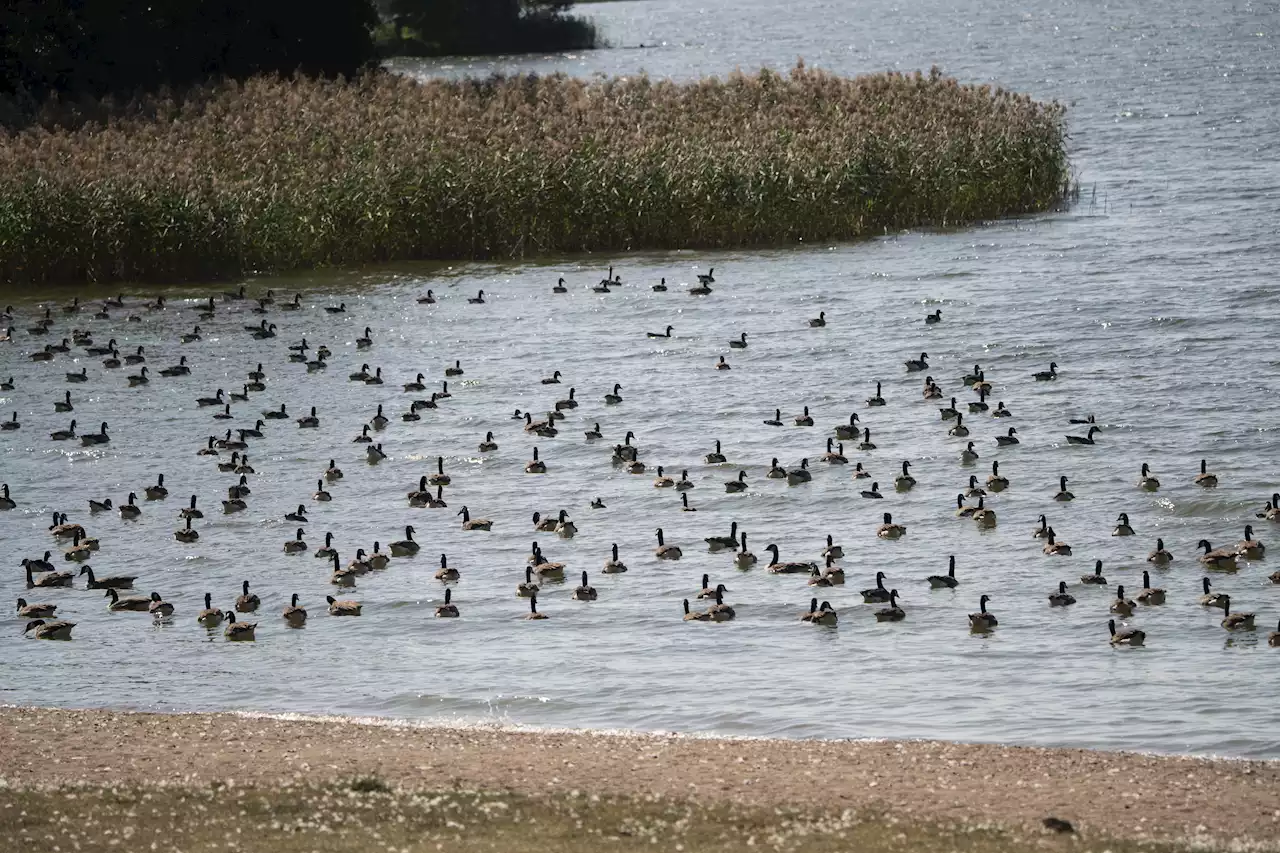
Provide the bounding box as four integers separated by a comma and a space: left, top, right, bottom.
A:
3, 0, 1279, 758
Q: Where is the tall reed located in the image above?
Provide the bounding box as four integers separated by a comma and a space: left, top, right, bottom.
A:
0, 65, 1069, 284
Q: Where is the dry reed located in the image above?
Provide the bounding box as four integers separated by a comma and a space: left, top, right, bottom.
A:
0, 64, 1069, 284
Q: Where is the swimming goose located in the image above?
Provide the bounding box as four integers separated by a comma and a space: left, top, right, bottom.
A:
819, 534, 844, 561
1197, 539, 1237, 571
325, 301, 347, 314
822, 441, 848, 465
370, 405, 389, 429
459, 506, 491, 531
1109, 585, 1136, 616
532, 512, 558, 533
1256, 494, 1280, 521
968, 595, 998, 631
17, 598, 57, 618
50, 420, 77, 441
232, 581, 260, 614
0, 375, 13, 389
1042, 528, 1071, 555
428, 456, 451, 486
144, 474, 168, 501
297, 406, 320, 428
443, 359, 464, 378
321, 458, 343, 482
832, 413, 860, 439
724, 470, 748, 493
1065, 426, 1100, 445
326, 595, 362, 616
0, 483, 15, 510
1113, 513, 1135, 536
581, 422, 603, 442
87, 495, 111, 513
862, 482, 884, 500
174, 517, 199, 542
429, 552, 459, 581
682, 599, 711, 622
960, 442, 979, 463
715, 355, 731, 370
876, 512, 906, 539
904, 352, 928, 372
1147, 538, 1172, 565
196, 388, 225, 408
305, 351, 327, 371
875, 590, 906, 622
27, 562, 72, 588
860, 571, 892, 603
416, 289, 436, 305
65, 367, 89, 384
516, 566, 541, 597
866, 382, 886, 407
1237, 525, 1265, 559
1033, 362, 1058, 381
364, 367, 384, 386
524, 411, 556, 436
971, 496, 997, 528
555, 510, 577, 538
696, 267, 715, 285
939, 397, 960, 420
221, 490, 247, 514
356, 327, 374, 349
995, 428, 1019, 447
366, 443, 387, 464
699, 522, 740, 553
794, 406, 814, 426
895, 461, 916, 490
467, 289, 488, 305
764, 457, 787, 479
1047, 581, 1076, 607
217, 451, 243, 473
651, 277, 668, 292
797, 598, 838, 626
1136, 570, 1165, 605
556, 388, 580, 413
611, 432, 638, 463
365, 542, 390, 571
29, 348, 54, 362
1108, 620, 1145, 646
1268, 620, 1280, 646
264, 403, 288, 420
992, 402, 1012, 418
1028, 513, 1047, 537
706, 586, 735, 622
924, 380, 943, 400
969, 389, 989, 413
1053, 476, 1074, 502
728, 332, 748, 349
1199, 577, 1227, 608
1138, 463, 1160, 491
925, 308, 942, 325
52, 390, 75, 413
199, 593, 227, 627
315, 532, 337, 560
647, 325, 674, 339
437, 380, 452, 398
572, 571, 598, 602
23, 619, 75, 640
1219, 596, 1255, 631
313, 480, 332, 502
970, 371, 992, 394
158, 356, 192, 379
104, 588, 150, 611
49, 513, 83, 539
284, 528, 308, 554
654, 528, 681, 560
927, 556, 959, 589
705, 440, 727, 464
103, 348, 123, 369
391, 522, 422, 555
1194, 459, 1218, 488
947, 413, 970, 437
786, 459, 812, 485
679, 492, 698, 511
525, 593, 549, 620
119, 492, 142, 519
349, 364, 371, 382
180, 325, 202, 344
965, 475, 985, 497
858, 428, 876, 450
213, 404, 234, 420
808, 311, 826, 328
223, 613, 257, 641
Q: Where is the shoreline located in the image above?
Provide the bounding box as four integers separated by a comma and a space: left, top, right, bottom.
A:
3, 706, 1278, 850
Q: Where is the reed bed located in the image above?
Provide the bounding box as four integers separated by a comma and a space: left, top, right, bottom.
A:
0, 65, 1069, 284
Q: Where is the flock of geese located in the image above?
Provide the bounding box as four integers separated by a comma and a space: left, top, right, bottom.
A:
3, 266, 1280, 650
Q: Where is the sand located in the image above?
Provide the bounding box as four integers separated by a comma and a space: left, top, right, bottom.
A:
2, 706, 1278, 850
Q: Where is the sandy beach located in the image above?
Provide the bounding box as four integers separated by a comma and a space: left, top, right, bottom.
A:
1, 706, 1278, 852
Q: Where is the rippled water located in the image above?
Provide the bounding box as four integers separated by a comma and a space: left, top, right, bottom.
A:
3, 0, 1280, 758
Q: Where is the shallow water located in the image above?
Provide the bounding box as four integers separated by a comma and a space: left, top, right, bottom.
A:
3, 0, 1280, 758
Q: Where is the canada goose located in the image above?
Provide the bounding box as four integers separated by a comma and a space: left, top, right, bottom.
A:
689, 278, 712, 296
1198, 539, 1237, 571
364, 367, 384, 386
799, 598, 838, 626
369, 405, 389, 430
1109, 619, 1145, 646
430, 552, 459, 581
862, 382, 886, 409
366, 443, 387, 465
1053, 476, 1074, 502
48, 513, 82, 539
858, 428, 876, 451
284, 528, 308, 554
765, 457, 787, 479
87, 496, 112, 513
349, 364, 372, 382
873, 590, 905, 622
468, 290, 486, 304
0, 410, 21, 433
197, 436, 220, 456
904, 352, 928, 372
1138, 463, 1160, 491
222, 612, 257, 641
17, 597, 57, 619
524, 447, 547, 474
649, 277, 667, 292
1043, 528, 1071, 555
1220, 596, 1255, 631
1031, 515, 1050, 538
716, 468, 748, 494
297, 406, 320, 428
969, 389, 990, 413
682, 599, 711, 622
415, 289, 436, 305
893, 461, 916, 491
947, 413, 970, 437
459, 506, 492, 531
1268, 620, 1280, 646
385, 526, 418, 557
794, 406, 814, 427
312, 533, 337, 561
326, 595, 362, 616
525, 593, 550, 620
119, 492, 142, 519
924, 382, 943, 403
1113, 513, 1135, 536
860, 571, 892, 603
647, 325, 674, 339
363, 542, 389, 571
995, 428, 1019, 447
29, 348, 54, 362
1107, 585, 1135, 616
50, 420, 77, 441
1047, 581, 1076, 607
927, 556, 959, 589
1066, 426, 1100, 445
66, 367, 89, 383
328, 553, 358, 587
991, 402, 1012, 418
968, 595, 998, 631
1256, 493, 1280, 521
705, 440, 727, 464
833, 413, 860, 439
180, 325, 203, 344
356, 327, 374, 349
103, 588, 148, 612
0, 483, 14, 510
1237, 525, 1265, 559
1194, 459, 1218, 488
429, 456, 451, 486
532, 511, 558, 533
123, 345, 146, 365
570, 571, 598, 602
200, 593, 228, 627
0, 375, 12, 390
1147, 538, 1173, 565
876, 512, 906, 539
281, 503, 308, 524
523, 411, 555, 436
264, 403, 288, 420
174, 517, 199, 543
143, 474, 168, 501
305, 351, 327, 371
1133, 570, 1166, 605
513, 565, 541, 598
862, 482, 884, 500
939, 397, 959, 421
324, 301, 347, 314
953, 444, 977, 467
611, 431, 638, 462
923, 307, 943, 325
780, 458, 811, 486
1198, 577, 1227, 608
964, 475, 985, 498
694, 267, 716, 286
706, 586, 735, 622
807, 311, 826, 328
195, 388, 225, 408
221, 492, 247, 514
714, 355, 731, 370
212, 403, 234, 421
580, 422, 603, 442
23, 619, 75, 640
311, 479, 332, 502
1033, 362, 1058, 381
144, 591, 174, 618
971, 496, 997, 528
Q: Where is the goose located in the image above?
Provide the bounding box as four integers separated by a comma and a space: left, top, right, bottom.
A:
652, 277, 668, 292
517, 566, 541, 597
971, 496, 997, 528
992, 402, 1012, 418
119, 492, 142, 519
401, 372, 428, 393
181, 325, 202, 344
1138, 463, 1160, 491
968, 595, 998, 631
1048, 581, 1076, 607
428, 587, 459, 618
858, 428, 876, 451
612, 432, 638, 462
965, 475, 986, 498
196, 388, 225, 407
702, 522, 740, 552
474, 431, 498, 453
689, 279, 712, 296
221, 492, 247, 514
1043, 528, 1071, 555
969, 389, 990, 413
328, 553, 359, 587
297, 406, 320, 428
325, 302, 347, 314
876, 512, 906, 539
1237, 525, 1265, 559
49, 513, 84, 538
104, 588, 150, 611
0, 376, 13, 390
925, 382, 943, 403
925, 308, 942, 325
17, 598, 57, 618
429, 456, 451, 486
427, 486, 448, 509
1053, 476, 1074, 502
654, 528, 681, 560
874, 590, 906, 622
305, 352, 328, 371
370, 405, 389, 430
817, 555, 845, 585
786, 459, 812, 485
435, 553, 460, 581
54, 390, 75, 412
860, 571, 892, 603
947, 413, 970, 437
939, 397, 960, 420
573, 571, 598, 601
707, 586, 735, 622
212, 403, 234, 421
766, 457, 787, 479
1109, 619, 1145, 646
1199, 577, 1228, 608
350, 424, 374, 446
729, 332, 748, 349
820, 533, 844, 560
866, 382, 886, 407
1256, 493, 1280, 521
808, 311, 826, 328
363, 367, 384, 386
1032, 515, 1050, 538
416, 289, 436, 305
833, 413, 861, 439
647, 325, 674, 339
22, 619, 75, 640
1269, 620, 1280, 647
223, 613, 257, 641
525, 594, 549, 620
1197, 539, 1237, 571
443, 359, 465, 378
144, 474, 168, 501
524, 411, 555, 436
174, 517, 199, 542
806, 563, 834, 588
1109, 585, 1136, 616
85, 337, 116, 356
348, 364, 371, 382
437, 380, 452, 398
894, 461, 916, 490
1113, 513, 1135, 536
823, 441, 848, 465
554, 510, 579, 539
1033, 362, 1058, 381
583, 422, 602, 440
326, 595, 362, 616
796, 598, 838, 626
682, 599, 711, 622
678, 492, 697, 512
102, 349, 123, 369
696, 267, 716, 285
524, 447, 547, 474
862, 482, 884, 500
1219, 596, 1255, 631
1065, 426, 1100, 445
283, 528, 308, 554
365, 542, 390, 571
1147, 538, 1173, 565
904, 352, 928, 372
725, 470, 748, 492
226, 475, 251, 499
274, 594, 307, 628
971, 372, 992, 394
995, 428, 1019, 447
87, 495, 111, 513
458, 506, 492, 531
794, 406, 814, 426
29, 349, 54, 362
264, 403, 288, 420
0, 483, 15, 510
347, 549, 374, 575
961, 442, 980, 463
27, 563, 72, 588
217, 451, 243, 473
322, 459, 344, 482
65, 367, 89, 384
315, 533, 337, 560
593, 270, 614, 294
356, 327, 374, 349
196, 437, 219, 456
49, 337, 73, 353
1135, 570, 1166, 605
313, 480, 332, 502
715, 355, 731, 370
467, 290, 486, 304
705, 440, 727, 464
366, 443, 387, 465
1194, 459, 1218, 488
732, 532, 757, 569
50, 420, 77, 441
532, 512, 558, 533
927, 556, 959, 589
